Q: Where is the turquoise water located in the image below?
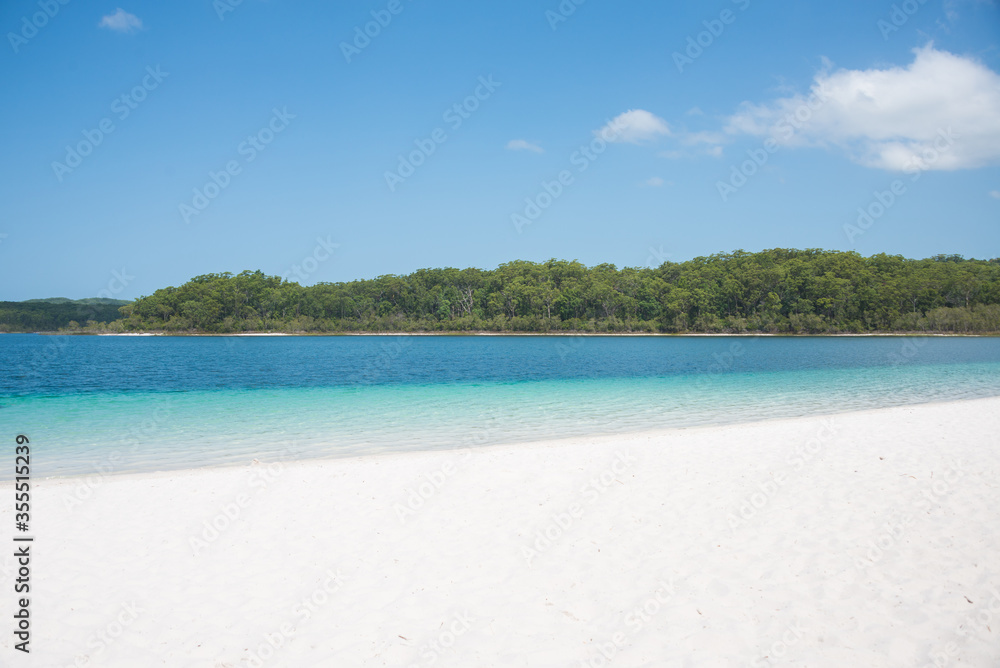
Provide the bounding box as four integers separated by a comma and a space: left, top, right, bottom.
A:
1, 334, 999, 478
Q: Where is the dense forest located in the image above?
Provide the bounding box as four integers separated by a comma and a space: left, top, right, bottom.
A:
3, 250, 1000, 334
0, 298, 128, 332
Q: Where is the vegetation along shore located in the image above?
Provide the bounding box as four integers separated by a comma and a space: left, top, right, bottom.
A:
2, 249, 998, 335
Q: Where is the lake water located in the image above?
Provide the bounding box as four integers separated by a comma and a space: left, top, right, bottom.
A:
2, 334, 999, 479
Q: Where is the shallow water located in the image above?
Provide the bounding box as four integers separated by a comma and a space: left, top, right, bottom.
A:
1, 334, 998, 478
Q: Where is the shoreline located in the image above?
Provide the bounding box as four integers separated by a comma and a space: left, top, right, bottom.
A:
2, 397, 998, 665
9, 330, 997, 337
10, 394, 998, 485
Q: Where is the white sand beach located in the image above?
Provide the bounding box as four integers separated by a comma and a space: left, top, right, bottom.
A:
2, 398, 999, 667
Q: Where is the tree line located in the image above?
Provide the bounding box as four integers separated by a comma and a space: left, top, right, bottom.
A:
4, 250, 1000, 334
0, 298, 128, 333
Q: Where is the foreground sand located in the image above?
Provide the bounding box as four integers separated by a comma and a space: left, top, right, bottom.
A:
2, 398, 999, 667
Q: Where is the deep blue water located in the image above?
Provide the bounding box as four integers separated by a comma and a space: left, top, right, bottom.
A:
1, 334, 999, 479
4, 333, 1000, 395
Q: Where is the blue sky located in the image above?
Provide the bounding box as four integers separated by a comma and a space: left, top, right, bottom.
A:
1, 0, 998, 301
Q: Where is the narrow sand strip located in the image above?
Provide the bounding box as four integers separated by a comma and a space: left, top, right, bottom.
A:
1, 398, 998, 667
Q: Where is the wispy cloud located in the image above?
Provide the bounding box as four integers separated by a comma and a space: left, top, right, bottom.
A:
944, 0, 960, 24
506, 139, 544, 153
990, 190, 1000, 199
596, 109, 670, 144
99, 8, 143, 33
681, 131, 726, 148
658, 136, 724, 159
722, 45, 1000, 171
642, 177, 666, 187
940, 0, 994, 26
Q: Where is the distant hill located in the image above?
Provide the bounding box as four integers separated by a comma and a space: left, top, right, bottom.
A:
20, 297, 129, 305
0, 298, 129, 332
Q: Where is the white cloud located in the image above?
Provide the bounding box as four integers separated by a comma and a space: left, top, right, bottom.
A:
596, 109, 670, 144
657, 139, 725, 160
723, 45, 1000, 171
990, 190, 1000, 199
506, 139, 544, 153
99, 8, 143, 33
643, 177, 665, 187
654, 128, 727, 159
